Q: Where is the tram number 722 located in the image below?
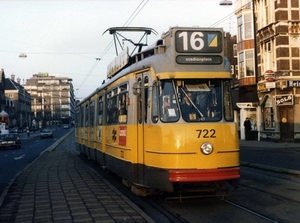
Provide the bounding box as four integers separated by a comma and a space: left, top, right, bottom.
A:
196, 129, 216, 138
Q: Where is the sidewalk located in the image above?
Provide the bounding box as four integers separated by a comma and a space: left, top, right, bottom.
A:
0, 131, 155, 223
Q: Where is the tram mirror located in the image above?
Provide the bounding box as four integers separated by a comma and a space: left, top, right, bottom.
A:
132, 82, 141, 95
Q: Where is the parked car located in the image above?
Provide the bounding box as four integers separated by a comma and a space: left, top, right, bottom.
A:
0, 133, 21, 149
40, 129, 53, 138
9, 128, 25, 133
9, 127, 18, 133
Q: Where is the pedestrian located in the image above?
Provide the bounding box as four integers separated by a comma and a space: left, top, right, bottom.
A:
26, 127, 30, 138
244, 117, 252, 140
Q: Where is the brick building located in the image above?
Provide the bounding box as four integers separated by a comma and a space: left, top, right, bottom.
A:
235, 0, 300, 142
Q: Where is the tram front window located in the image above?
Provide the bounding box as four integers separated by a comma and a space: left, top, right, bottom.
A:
159, 81, 180, 122
177, 80, 222, 122
158, 80, 230, 122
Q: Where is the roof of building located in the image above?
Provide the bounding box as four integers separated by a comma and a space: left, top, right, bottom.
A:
5, 78, 23, 91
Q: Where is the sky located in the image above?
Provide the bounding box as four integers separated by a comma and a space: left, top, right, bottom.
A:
0, 0, 236, 100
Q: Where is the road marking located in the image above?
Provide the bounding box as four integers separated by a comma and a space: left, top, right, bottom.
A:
14, 154, 25, 160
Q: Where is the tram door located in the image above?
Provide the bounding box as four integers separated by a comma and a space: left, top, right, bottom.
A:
279, 107, 294, 141
135, 72, 149, 184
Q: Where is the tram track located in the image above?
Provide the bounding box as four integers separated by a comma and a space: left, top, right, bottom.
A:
221, 199, 278, 223
146, 191, 281, 223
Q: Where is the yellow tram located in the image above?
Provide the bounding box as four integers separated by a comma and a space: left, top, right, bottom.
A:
75, 27, 240, 194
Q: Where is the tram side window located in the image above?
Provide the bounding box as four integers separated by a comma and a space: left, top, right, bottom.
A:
107, 89, 118, 124
118, 83, 128, 124
98, 96, 103, 125
144, 76, 149, 124
80, 106, 84, 127
118, 91, 128, 124
90, 100, 95, 126
85, 104, 89, 127
152, 82, 159, 123
75, 111, 79, 127
159, 81, 179, 122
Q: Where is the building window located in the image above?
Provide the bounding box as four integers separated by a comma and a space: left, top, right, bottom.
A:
245, 50, 255, 76
239, 52, 244, 78
264, 41, 271, 52
244, 13, 253, 39
233, 44, 237, 57
264, 0, 269, 25
237, 16, 243, 42
239, 50, 255, 78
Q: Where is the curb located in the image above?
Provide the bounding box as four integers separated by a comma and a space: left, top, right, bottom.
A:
44, 129, 74, 152
241, 161, 300, 177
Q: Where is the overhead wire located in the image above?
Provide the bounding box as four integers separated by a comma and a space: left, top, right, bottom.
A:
76, 0, 149, 95
210, 1, 252, 28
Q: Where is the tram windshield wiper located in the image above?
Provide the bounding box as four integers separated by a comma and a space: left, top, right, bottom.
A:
180, 88, 205, 121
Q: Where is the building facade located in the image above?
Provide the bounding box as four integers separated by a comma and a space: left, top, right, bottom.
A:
256, 0, 300, 142
235, 0, 300, 142
235, 0, 259, 140
5, 75, 31, 129
23, 73, 76, 129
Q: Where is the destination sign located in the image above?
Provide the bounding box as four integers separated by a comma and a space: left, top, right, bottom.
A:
176, 55, 223, 64
175, 30, 223, 53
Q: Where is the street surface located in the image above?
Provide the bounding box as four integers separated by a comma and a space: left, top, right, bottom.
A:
0, 128, 72, 196
1, 134, 299, 222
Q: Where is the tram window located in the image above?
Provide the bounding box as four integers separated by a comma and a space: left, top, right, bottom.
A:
90, 100, 95, 126
177, 80, 222, 122
98, 96, 103, 125
118, 83, 128, 124
80, 106, 84, 127
118, 92, 128, 123
223, 81, 234, 121
75, 110, 79, 127
159, 81, 179, 122
107, 90, 118, 124
144, 76, 149, 124
137, 77, 142, 124
85, 104, 89, 126
119, 83, 127, 92
152, 82, 159, 123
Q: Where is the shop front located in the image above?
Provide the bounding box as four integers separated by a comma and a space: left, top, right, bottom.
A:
258, 79, 300, 142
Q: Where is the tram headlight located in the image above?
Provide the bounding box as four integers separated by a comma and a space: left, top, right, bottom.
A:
200, 143, 213, 155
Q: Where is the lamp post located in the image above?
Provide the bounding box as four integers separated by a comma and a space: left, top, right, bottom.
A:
219, 0, 233, 5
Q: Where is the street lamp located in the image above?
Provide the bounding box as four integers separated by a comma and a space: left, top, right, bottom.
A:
219, 0, 233, 5
19, 53, 27, 58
